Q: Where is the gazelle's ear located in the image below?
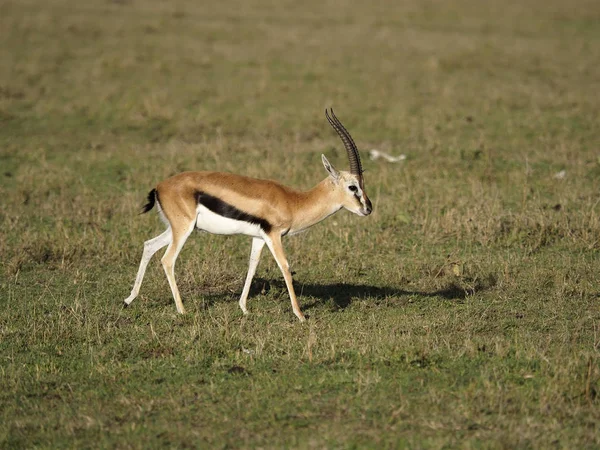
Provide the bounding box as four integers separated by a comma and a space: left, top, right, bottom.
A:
321, 154, 340, 180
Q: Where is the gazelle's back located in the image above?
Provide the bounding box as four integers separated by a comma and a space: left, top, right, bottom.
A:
156, 171, 299, 229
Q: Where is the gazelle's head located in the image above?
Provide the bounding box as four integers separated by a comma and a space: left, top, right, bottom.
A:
323, 109, 372, 217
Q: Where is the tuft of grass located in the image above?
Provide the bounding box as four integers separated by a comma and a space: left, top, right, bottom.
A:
1, 0, 600, 447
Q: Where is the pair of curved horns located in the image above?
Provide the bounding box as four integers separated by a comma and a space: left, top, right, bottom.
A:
325, 108, 363, 178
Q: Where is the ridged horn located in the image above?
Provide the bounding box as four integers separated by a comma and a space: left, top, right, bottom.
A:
325, 108, 363, 178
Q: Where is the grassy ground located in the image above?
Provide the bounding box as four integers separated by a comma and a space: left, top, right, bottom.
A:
1, 0, 600, 447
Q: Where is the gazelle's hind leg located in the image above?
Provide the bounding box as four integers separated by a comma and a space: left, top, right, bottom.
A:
124, 227, 172, 307
161, 219, 196, 314
239, 237, 266, 315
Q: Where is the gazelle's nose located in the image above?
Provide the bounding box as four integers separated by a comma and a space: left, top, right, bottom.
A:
363, 197, 372, 215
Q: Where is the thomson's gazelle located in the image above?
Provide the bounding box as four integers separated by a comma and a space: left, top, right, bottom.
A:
124, 109, 372, 321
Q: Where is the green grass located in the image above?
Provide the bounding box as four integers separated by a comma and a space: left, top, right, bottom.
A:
1, 0, 600, 448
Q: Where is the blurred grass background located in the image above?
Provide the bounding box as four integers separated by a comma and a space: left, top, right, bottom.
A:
1, 0, 599, 447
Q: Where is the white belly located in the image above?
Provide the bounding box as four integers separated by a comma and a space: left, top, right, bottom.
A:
196, 205, 263, 237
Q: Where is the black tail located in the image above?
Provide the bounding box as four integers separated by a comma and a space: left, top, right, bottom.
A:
140, 188, 157, 214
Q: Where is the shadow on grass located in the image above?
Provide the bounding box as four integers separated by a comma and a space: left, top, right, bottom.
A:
212, 274, 498, 312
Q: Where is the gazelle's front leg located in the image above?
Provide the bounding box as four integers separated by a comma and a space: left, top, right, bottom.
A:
263, 232, 306, 322
239, 237, 266, 315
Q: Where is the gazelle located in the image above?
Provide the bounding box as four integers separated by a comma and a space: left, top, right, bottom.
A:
123, 109, 372, 322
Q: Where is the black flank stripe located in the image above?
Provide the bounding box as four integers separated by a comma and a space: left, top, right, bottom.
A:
195, 191, 272, 233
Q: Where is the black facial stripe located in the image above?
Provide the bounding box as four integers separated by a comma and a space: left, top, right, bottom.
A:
195, 191, 272, 233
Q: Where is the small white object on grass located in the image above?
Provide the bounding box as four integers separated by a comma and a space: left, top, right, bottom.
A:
553, 170, 566, 180
369, 149, 406, 163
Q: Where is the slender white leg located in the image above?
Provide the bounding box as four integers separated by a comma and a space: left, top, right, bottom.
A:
239, 237, 266, 315
262, 233, 306, 322
161, 221, 196, 314
124, 227, 172, 306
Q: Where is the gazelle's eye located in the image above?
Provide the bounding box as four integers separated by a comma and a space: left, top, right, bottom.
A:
348, 185, 358, 193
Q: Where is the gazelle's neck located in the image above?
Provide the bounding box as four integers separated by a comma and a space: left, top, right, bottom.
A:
289, 178, 341, 234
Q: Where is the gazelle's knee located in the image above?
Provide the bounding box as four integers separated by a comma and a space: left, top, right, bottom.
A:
143, 240, 162, 259
143, 240, 154, 253
161, 256, 173, 272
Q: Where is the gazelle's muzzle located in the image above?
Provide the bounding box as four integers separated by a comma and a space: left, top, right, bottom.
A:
360, 195, 372, 216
